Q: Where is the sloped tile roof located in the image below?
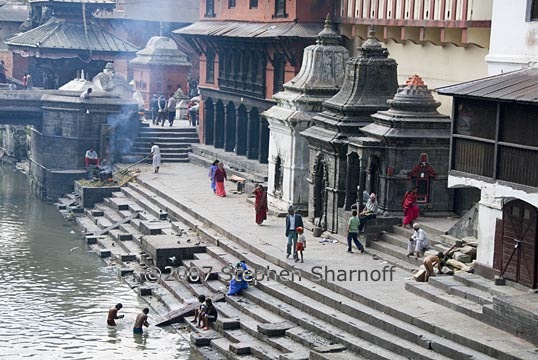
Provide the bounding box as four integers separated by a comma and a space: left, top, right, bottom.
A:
7, 17, 139, 53
437, 67, 538, 104
174, 21, 323, 39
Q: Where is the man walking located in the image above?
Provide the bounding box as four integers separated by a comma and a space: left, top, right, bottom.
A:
149, 142, 161, 173
167, 94, 177, 126
347, 210, 364, 253
157, 95, 167, 126
150, 94, 158, 125
285, 206, 303, 260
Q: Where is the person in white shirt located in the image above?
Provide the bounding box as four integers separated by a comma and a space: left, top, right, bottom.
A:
149, 142, 161, 173
407, 223, 429, 258
80, 87, 92, 99
84, 147, 99, 167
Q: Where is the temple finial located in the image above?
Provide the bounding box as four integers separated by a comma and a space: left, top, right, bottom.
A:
324, 13, 332, 29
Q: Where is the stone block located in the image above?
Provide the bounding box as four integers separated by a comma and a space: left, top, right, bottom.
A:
257, 321, 295, 337
118, 233, 133, 241
494, 276, 506, 286
99, 249, 111, 258
229, 342, 251, 355
279, 353, 309, 360
453, 252, 472, 263
141, 235, 206, 270
159, 212, 168, 220
120, 254, 137, 262
424, 250, 439, 257
460, 246, 477, 257
118, 268, 134, 276
139, 287, 152, 296
190, 332, 215, 347
413, 269, 427, 282
91, 209, 104, 217
312, 344, 346, 353
139, 221, 164, 235
85, 235, 97, 245
216, 318, 240, 330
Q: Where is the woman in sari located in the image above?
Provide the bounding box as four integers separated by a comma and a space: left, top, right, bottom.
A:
214, 162, 227, 197
227, 261, 249, 296
402, 186, 419, 228
208, 160, 219, 194
252, 184, 268, 225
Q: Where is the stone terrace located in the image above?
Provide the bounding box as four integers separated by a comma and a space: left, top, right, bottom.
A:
120, 162, 537, 359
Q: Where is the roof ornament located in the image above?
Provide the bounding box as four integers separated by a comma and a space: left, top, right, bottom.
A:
316, 14, 340, 46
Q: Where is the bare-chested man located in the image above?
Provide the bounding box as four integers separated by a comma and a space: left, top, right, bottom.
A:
133, 308, 150, 333
107, 303, 124, 326
423, 252, 444, 282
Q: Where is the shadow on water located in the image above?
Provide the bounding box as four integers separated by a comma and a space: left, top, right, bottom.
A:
0, 164, 203, 360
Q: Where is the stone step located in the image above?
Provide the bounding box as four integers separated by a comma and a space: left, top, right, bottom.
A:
215, 301, 312, 358
427, 276, 494, 305
240, 286, 411, 360
368, 240, 423, 266
380, 232, 449, 253
452, 272, 525, 297
132, 180, 524, 360
390, 224, 446, 240
209, 337, 258, 360
405, 281, 484, 321
75, 216, 101, 233
221, 328, 288, 360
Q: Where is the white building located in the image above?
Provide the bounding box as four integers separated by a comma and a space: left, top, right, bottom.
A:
486, 0, 538, 74
264, 20, 349, 211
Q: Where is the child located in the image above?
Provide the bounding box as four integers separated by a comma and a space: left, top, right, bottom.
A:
191, 294, 207, 325
295, 227, 306, 263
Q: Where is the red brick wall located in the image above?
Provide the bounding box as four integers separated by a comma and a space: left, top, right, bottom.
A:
200, 0, 332, 22
132, 64, 191, 109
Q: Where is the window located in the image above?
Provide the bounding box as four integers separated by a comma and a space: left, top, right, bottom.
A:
274, 0, 287, 18
272, 53, 286, 94
454, 99, 496, 140
205, 0, 215, 17
206, 51, 215, 84
250, 0, 258, 8
228, 0, 236, 8
527, 0, 538, 20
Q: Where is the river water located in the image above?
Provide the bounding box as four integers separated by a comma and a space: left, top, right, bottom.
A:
0, 164, 198, 359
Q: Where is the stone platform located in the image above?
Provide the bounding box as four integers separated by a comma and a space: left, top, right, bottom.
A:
141, 234, 206, 270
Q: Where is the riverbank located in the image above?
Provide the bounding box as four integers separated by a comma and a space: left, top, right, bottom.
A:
0, 163, 195, 360
62, 162, 538, 360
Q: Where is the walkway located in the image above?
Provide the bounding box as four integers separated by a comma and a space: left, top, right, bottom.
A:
134, 162, 537, 358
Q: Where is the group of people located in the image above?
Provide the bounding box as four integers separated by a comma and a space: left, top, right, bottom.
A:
150, 94, 176, 126
208, 160, 228, 197
191, 295, 218, 331
107, 303, 150, 334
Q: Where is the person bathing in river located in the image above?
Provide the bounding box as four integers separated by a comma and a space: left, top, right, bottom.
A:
133, 308, 149, 334
107, 303, 124, 326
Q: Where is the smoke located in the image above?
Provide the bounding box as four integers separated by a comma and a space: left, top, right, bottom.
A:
105, 104, 138, 161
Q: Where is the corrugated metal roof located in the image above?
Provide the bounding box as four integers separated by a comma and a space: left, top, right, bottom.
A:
437, 67, 538, 103
174, 21, 323, 39
0, 4, 29, 22
7, 18, 139, 53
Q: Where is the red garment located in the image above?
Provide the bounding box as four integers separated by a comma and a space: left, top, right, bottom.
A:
216, 181, 226, 197
402, 191, 419, 225
214, 167, 227, 182
296, 242, 304, 252
254, 188, 267, 224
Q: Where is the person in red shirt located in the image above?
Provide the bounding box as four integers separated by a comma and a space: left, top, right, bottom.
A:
214, 162, 227, 197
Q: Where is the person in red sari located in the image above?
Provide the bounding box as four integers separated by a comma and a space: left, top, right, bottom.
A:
214, 162, 227, 197
252, 184, 268, 225
402, 187, 419, 228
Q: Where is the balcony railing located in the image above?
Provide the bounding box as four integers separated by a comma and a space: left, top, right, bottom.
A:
338, 0, 491, 27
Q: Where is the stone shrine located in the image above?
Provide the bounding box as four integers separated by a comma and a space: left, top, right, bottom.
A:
264, 18, 349, 212
301, 26, 398, 234
348, 74, 452, 215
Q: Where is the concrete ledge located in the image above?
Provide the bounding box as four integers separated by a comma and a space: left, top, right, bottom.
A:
216, 318, 240, 330
190, 331, 219, 347
279, 353, 309, 360
85, 235, 98, 245
118, 268, 134, 276
120, 254, 137, 262
98, 249, 111, 258
313, 344, 347, 353
257, 321, 295, 337
229, 341, 251, 355
139, 287, 152, 296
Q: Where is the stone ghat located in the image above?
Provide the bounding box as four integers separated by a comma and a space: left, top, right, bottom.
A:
55, 176, 538, 360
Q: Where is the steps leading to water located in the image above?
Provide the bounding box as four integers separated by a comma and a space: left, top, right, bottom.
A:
62, 175, 538, 359
125, 124, 199, 163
